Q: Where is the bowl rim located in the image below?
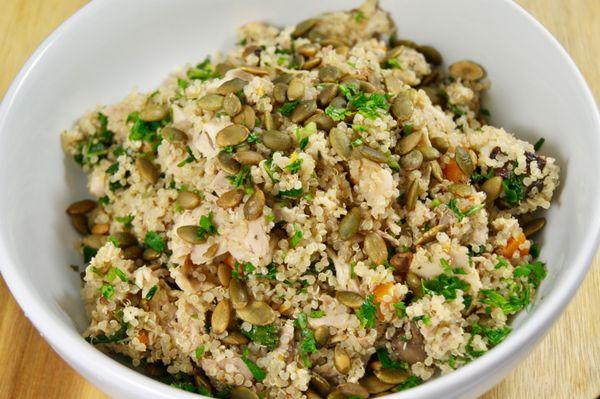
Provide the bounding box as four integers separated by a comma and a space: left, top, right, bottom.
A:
0, 0, 599, 398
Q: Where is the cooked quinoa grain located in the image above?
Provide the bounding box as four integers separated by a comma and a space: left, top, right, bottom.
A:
62, 1, 560, 397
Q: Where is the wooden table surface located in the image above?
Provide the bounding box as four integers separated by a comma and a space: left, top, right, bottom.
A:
1, 0, 599, 398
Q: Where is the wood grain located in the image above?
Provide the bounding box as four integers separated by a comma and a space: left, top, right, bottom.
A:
0, 1, 598, 398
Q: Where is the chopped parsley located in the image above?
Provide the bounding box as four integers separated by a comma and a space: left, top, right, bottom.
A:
494, 257, 509, 269
108, 235, 120, 247
242, 325, 279, 350
241, 348, 266, 381
534, 137, 545, 151
177, 78, 189, 90
295, 313, 318, 368
127, 111, 167, 148
277, 100, 301, 116
145, 285, 158, 300
232, 261, 255, 280
309, 310, 325, 318
187, 58, 217, 81
276, 188, 304, 199
176, 145, 197, 167
393, 301, 407, 318
286, 158, 303, 174
447, 199, 484, 221
530, 242, 541, 259
290, 225, 303, 248
471, 168, 494, 184
501, 171, 525, 206
115, 215, 134, 229
350, 137, 363, 147
105, 267, 127, 283
353, 10, 366, 22
480, 285, 531, 315
356, 294, 378, 328
106, 162, 119, 175
377, 347, 408, 370
144, 231, 166, 252
479, 108, 491, 117
85, 311, 128, 344
83, 246, 97, 263
394, 375, 423, 391
324, 105, 351, 121
227, 165, 252, 188
100, 283, 114, 299
513, 261, 546, 288
197, 212, 218, 241
422, 262, 470, 301
339, 83, 389, 119
385, 58, 402, 69
195, 345, 205, 359
74, 113, 114, 166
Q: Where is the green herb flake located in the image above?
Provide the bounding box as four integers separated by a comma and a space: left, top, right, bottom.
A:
290, 225, 303, 248
106, 162, 119, 175
295, 313, 318, 368
350, 137, 363, 147
385, 58, 402, 69
195, 345, 205, 359
100, 283, 114, 299
227, 165, 252, 188
115, 214, 134, 228
324, 105, 350, 121
177, 78, 189, 90
422, 273, 470, 301
394, 375, 423, 392
276, 188, 304, 199
105, 267, 127, 283
513, 260, 546, 288
176, 145, 197, 167
356, 294, 378, 328
83, 246, 98, 263
144, 231, 165, 253
242, 325, 279, 350
108, 235, 120, 247
144, 285, 158, 300
241, 348, 266, 381
197, 212, 218, 241
309, 310, 325, 318
534, 138, 545, 152
278, 100, 301, 116
502, 171, 525, 206
286, 158, 304, 174
376, 347, 408, 370
339, 83, 389, 119
187, 58, 217, 81
393, 301, 407, 318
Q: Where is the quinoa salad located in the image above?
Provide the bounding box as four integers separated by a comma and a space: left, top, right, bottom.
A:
61, 1, 560, 398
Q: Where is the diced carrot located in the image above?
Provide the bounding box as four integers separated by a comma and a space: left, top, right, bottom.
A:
373, 282, 395, 319
502, 233, 528, 259
224, 254, 236, 270
138, 330, 149, 345
443, 158, 467, 183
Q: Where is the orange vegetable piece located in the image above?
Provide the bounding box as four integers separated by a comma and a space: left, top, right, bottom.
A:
138, 330, 149, 345
443, 158, 467, 183
373, 282, 395, 319
503, 233, 528, 259
224, 254, 236, 270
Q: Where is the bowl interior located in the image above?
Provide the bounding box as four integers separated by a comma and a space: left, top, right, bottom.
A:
0, 0, 598, 398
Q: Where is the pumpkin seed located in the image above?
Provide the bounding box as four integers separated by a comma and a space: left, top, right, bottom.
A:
311, 373, 331, 396
319, 65, 341, 83
321, 38, 348, 48
198, 93, 224, 111
215, 62, 234, 76
384, 75, 403, 96
236, 301, 277, 325
215, 78, 247, 95
235, 150, 264, 165
318, 84, 338, 106
262, 130, 292, 151
162, 126, 188, 144
136, 158, 160, 184
455, 146, 475, 176
389, 252, 413, 276
329, 128, 352, 160
449, 60, 486, 81
233, 105, 256, 130
66, 199, 97, 215
82, 234, 107, 250
335, 291, 363, 309
217, 262, 232, 287
216, 124, 250, 147
263, 112, 275, 131
430, 160, 444, 182
415, 224, 446, 246
306, 389, 323, 399
338, 207, 361, 240
143, 248, 161, 261
448, 183, 472, 197
359, 375, 395, 394
113, 232, 137, 248
273, 83, 289, 103
223, 93, 242, 116
217, 189, 244, 209
357, 145, 387, 163
329, 96, 347, 110
523, 217, 545, 237
71, 215, 89, 235
90, 223, 109, 235
193, 372, 212, 395
306, 112, 335, 131
482, 176, 503, 203
374, 368, 409, 384
364, 232, 388, 265
177, 191, 201, 210
326, 391, 345, 399
406, 179, 418, 211
298, 44, 318, 57
222, 331, 249, 345
139, 102, 167, 122
418, 45, 443, 65
273, 73, 293, 85
396, 131, 422, 155
337, 383, 368, 399
290, 100, 317, 123
231, 387, 259, 399
287, 78, 305, 101
333, 345, 351, 374
292, 18, 318, 38
430, 136, 449, 154
417, 145, 441, 161
211, 299, 231, 334
422, 85, 445, 106
204, 243, 219, 258
122, 246, 143, 260
406, 272, 422, 297
244, 189, 265, 220
401, 149, 424, 171
240, 65, 270, 76
216, 150, 241, 174
391, 93, 414, 122
314, 326, 330, 347
229, 278, 249, 309
303, 57, 322, 70
176, 225, 205, 244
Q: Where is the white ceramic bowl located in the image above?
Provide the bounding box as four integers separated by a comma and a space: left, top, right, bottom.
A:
0, 0, 598, 398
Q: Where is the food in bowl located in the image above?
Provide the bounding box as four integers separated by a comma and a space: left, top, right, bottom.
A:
61, 0, 560, 397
